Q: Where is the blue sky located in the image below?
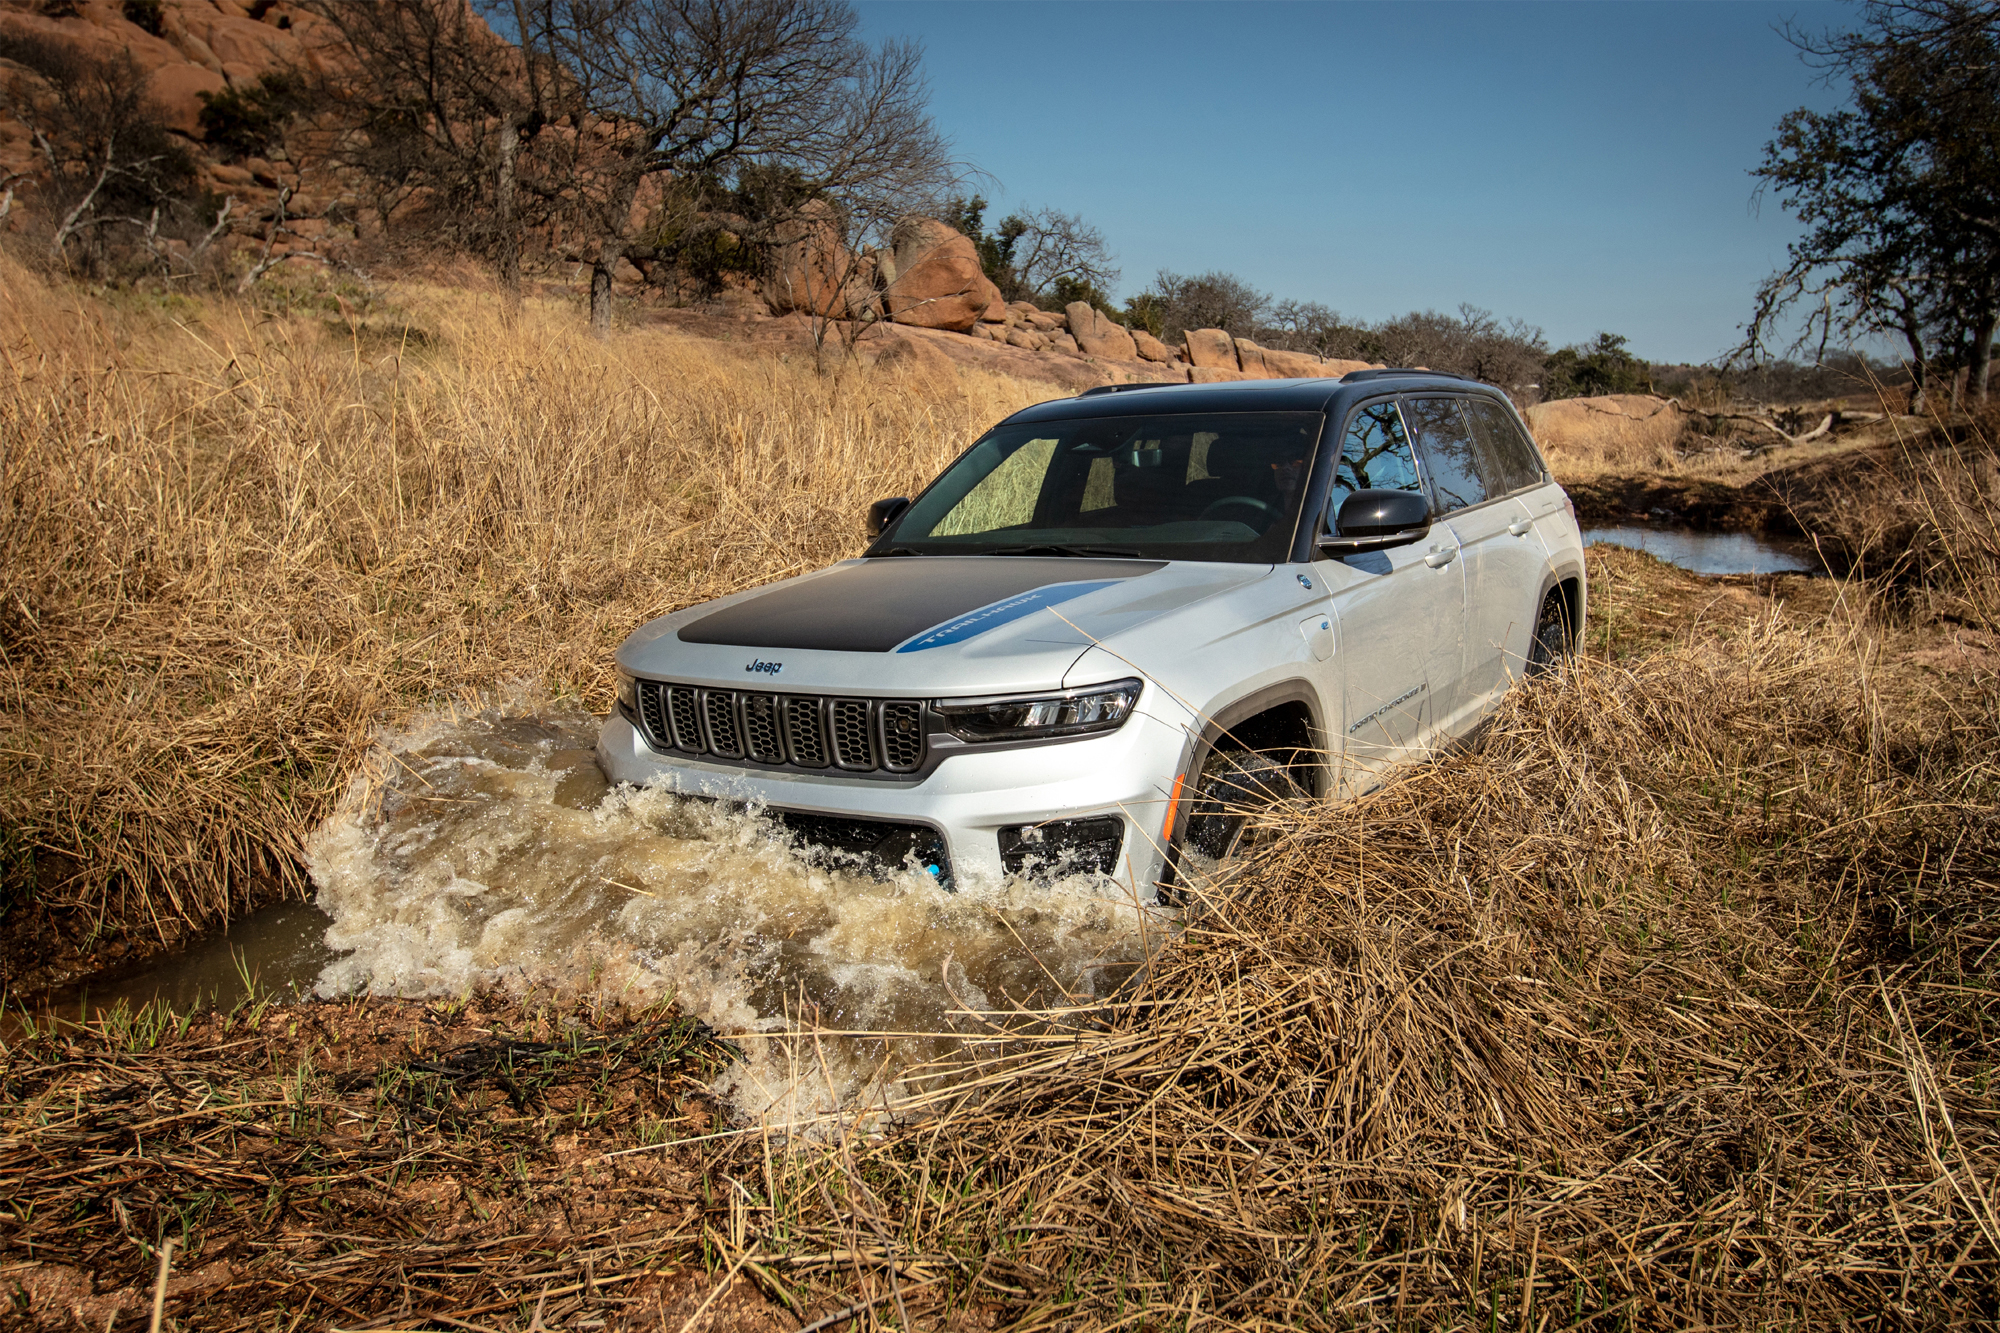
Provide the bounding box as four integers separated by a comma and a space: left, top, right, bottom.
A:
851, 1, 1853, 364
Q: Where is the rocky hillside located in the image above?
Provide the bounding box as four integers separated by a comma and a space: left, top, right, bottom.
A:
0, 0, 1384, 386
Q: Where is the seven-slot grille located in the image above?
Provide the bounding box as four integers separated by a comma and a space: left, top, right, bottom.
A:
632, 681, 926, 775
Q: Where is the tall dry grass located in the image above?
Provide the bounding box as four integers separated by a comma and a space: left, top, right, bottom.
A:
7, 608, 1992, 1329
0, 256, 1050, 968
1525, 394, 1688, 474
739, 613, 1999, 1328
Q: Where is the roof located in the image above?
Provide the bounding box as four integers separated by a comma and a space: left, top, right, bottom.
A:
1001, 371, 1502, 424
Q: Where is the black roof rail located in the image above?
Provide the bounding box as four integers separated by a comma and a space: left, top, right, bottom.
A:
1339, 367, 1478, 383
1076, 381, 1182, 397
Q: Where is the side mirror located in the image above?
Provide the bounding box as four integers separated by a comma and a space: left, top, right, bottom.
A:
1318, 488, 1430, 554
866, 496, 911, 538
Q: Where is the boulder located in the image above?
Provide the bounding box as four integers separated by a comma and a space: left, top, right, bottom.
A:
1233, 338, 1273, 378
762, 200, 857, 318
1048, 330, 1080, 355
1066, 302, 1139, 361
1131, 329, 1177, 363
148, 62, 227, 137
873, 332, 958, 377
1183, 328, 1238, 369
885, 216, 1002, 333
979, 294, 1009, 324
1006, 300, 1039, 317
1005, 327, 1044, 351
1189, 365, 1254, 383
1024, 309, 1063, 331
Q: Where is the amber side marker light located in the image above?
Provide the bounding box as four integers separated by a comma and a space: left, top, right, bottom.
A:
1161, 772, 1186, 842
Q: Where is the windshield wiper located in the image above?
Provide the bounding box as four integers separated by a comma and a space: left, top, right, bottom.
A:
987, 543, 1143, 558
874, 546, 925, 556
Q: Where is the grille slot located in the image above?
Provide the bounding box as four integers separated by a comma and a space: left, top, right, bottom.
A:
637, 682, 672, 751
667, 686, 703, 752
701, 690, 742, 758
830, 700, 875, 770
880, 702, 924, 771
629, 680, 924, 775
783, 697, 828, 767
742, 694, 784, 763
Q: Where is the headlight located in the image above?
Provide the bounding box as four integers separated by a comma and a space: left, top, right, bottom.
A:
615, 668, 638, 713
935, 678, 1141, 742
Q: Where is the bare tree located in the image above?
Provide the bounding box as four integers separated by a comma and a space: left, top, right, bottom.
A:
515, 0, 956, 334
1142, 269, 1271, 339
0, 34, 194, 265
300, 0, 563, 295
1000, 206, 1117, 303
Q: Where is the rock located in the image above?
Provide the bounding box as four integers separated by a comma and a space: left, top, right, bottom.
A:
1007, 300, 1039, 317
1233, 338, 1273, 378
144, 62, 227, 136
1024, 309, 1063, 331
1131, 329, 1177, 363
885, 216, 1002, 333
762, 199, 859, 318
1066, 302, 1140, 361
1048, 330, 1080, 355
873, 332, 958, 377
1183, 328, 1238, 369
1005, 327, 1044, 351
1190, 365, 1254, 383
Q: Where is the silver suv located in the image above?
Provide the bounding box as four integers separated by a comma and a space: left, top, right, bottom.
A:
601, 372, 1586, 895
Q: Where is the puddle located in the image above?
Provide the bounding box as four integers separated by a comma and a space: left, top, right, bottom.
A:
1584, 525, 1822, 575
287, 689, 1168, 1129
27, 900, 338, 1023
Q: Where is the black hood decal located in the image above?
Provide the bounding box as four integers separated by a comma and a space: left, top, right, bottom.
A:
676, 558, 1163, 653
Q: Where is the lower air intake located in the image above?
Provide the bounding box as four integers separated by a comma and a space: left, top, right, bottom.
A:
770, 811, 952, 890
998, 816, 1124, 881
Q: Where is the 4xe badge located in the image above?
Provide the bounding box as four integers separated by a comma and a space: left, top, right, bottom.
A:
745, 659, 782, 675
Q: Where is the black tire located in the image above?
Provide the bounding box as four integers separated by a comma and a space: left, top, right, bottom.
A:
1526, 589, 1573, 676
1182, 748, 1303, 864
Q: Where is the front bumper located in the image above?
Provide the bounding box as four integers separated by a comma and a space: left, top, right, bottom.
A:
596, 704, 1190, 893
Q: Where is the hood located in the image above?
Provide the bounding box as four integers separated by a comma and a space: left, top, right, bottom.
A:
617, 557, 1268, 694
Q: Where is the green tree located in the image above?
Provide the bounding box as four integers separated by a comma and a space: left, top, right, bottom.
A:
1746, 0, 2000, 407
1542, 333, 1651, 400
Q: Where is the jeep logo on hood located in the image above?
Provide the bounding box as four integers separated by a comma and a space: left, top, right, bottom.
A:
745, 659, 782, 675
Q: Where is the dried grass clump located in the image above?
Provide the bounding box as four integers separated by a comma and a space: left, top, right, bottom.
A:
752, 621, 1999, 1328
0, 256, 1048, 971
1768, 419, 2000, 628
1526, 394, 1688, 474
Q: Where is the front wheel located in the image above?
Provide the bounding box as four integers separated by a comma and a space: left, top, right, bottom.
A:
1177, 747, 1303, 889
1526, 589, 1573, 676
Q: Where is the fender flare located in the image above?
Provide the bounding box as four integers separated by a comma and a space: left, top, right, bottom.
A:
1158, 678, 1325, 891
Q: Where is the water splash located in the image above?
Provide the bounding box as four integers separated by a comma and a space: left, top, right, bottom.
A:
307, 690, 1170, 1127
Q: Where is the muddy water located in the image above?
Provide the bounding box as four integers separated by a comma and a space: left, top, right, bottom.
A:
1584, 525, 1822, 575
300, 692, 1168, 1127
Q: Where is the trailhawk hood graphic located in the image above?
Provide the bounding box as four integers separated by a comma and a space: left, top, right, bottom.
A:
677, 557, 1164, 654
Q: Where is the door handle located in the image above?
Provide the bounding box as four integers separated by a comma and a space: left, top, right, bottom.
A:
1424, 545, 1458, 569
1508, 518, 1533, 537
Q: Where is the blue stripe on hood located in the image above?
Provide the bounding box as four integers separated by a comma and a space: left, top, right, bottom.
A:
892, 580, 1120, 652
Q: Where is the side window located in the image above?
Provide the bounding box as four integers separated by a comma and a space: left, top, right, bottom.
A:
1404, 397, 1486, 513
1334, 401, 1424, 497
1463, 398, 1543, 494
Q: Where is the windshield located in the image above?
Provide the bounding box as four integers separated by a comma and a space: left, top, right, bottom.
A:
880, 411, 1324, 562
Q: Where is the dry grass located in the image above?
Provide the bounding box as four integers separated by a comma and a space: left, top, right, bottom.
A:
1526, 395, 1689, 474
6, 607, 1995, 1329
3, 264, 1998, 1329
0, 256, 1048, 979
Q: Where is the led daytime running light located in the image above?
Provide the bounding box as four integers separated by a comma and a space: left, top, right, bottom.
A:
936, 678, 1141, 742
